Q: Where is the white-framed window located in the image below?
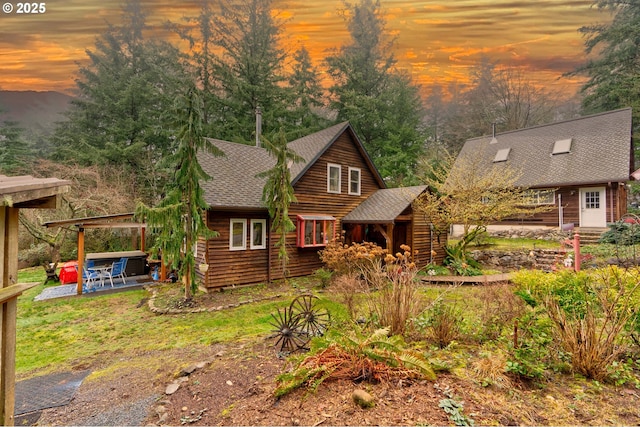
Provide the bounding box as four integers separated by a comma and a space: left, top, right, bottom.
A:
524, 189, 556, 205
327, 163, 341, 193
296, 215, 336, 248
250, 219, 267, 250
229, 218, 246, 251
348, 167, 361, 195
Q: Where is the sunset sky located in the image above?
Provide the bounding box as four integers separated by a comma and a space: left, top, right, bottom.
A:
0, 0, 607, 97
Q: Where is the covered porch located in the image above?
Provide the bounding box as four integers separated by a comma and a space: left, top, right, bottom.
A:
43, 213, 163, 295
341, 186, 445, 268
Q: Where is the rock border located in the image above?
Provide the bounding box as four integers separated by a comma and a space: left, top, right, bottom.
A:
144, 284, 282, 315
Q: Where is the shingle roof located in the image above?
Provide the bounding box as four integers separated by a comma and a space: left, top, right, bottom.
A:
342, 186, 427, 223
457, 108, 633, 187
288, 122, 350, 183
199, 122, 361, 208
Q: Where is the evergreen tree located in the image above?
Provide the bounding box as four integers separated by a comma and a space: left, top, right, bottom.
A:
287, 46, 329, 138
573, 0, 640, 134
135, 85, 223, 300
326, 0, 426, 186
52, 0, 188, 202
165, 0, 219, 133
258, 129, 303, 279
211, 0, 290, 143
0, 120, 32, 174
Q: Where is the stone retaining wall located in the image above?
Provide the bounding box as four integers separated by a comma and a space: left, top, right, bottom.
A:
487, 228, 571, 241
470, 248, 567, 271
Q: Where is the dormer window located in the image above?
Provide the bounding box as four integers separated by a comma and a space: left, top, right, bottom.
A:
493, 148, 511, 163
552, 138, 572, 155
327, 163, 341, 193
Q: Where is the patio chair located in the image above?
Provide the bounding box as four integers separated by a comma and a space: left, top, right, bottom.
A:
103, 259, 126, 287
76, 266, 99, 291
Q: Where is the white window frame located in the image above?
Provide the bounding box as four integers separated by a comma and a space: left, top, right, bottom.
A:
229, 218, 246, 251
250, 219, 267, 250
348, 167, 361, 195
523, 189, 556, 206
327, 163, 341, 194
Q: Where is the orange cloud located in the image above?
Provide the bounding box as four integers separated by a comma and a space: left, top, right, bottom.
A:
0, 0, 606, 99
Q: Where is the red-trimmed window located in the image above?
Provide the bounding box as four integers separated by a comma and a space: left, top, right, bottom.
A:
297, 215, 336, 248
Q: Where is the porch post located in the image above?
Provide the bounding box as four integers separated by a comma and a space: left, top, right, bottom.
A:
77, 227, 85, 295
0, 207, 19, 425
387, 224, 394, 252
574, 233, 581, 272
140, 226, 145, 253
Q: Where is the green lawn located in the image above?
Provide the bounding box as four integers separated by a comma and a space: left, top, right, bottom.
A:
455, 236, 562, 251
15, 268, 289, 378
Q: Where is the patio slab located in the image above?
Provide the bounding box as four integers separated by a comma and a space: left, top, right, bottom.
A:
34, 276, 155, 301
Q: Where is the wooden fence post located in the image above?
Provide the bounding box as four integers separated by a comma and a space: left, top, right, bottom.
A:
574, 233, 581, 272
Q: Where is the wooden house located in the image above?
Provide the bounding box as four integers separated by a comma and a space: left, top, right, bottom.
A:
196, 122, 446, 290
454, 108, 634, 234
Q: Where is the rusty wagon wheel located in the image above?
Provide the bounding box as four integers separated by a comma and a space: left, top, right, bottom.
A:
269, 307, 311, 354
289, 294, 331, 338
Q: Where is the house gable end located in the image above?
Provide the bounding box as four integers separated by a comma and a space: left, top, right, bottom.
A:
292, 128, 385, 199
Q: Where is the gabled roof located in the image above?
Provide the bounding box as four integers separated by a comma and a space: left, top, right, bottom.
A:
458, 108, 633, 187
199, 122, 384, 209
342, 186, 427, 224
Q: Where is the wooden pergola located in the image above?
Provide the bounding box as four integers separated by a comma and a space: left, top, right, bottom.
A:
1, 174, 70, 426
43, 213, 150, 295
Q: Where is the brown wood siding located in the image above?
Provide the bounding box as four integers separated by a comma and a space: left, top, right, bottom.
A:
279, 132, 386, 280
203, 132, 385, 289
204, 210, 270, 289
412, 210, 446, 267
492, 183, 627, 227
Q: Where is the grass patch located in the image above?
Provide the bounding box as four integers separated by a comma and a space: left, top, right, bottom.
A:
16, 275, 289, 378
461, 236, 561, 251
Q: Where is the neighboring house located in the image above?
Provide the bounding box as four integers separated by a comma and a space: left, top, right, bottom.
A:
455, 107, 634, 234
196, 122, 446, 290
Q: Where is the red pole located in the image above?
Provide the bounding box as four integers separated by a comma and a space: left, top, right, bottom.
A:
574, 233, 581, 272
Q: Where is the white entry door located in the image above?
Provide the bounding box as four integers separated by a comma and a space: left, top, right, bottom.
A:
579, 187, 606, 227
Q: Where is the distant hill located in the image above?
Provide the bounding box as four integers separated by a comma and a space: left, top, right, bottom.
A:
0, 90, 73, 136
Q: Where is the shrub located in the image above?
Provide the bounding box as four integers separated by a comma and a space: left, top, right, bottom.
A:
475, 282, 526, 343
506, 308, 554, 379
319, 237, 388, 289
312, 268, 333, 288
367, 245, 423, 335
331, 273, 367, 320
512, 266, 640, 381
599, 221, 640, 245
18, 243, 50, 267
416, 300, 463, 349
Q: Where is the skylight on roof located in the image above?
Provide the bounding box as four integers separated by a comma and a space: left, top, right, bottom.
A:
493, 148, 510, 163
552, 138, 572, 155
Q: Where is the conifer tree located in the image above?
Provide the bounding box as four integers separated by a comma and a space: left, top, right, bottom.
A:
573, 0, 640, 135
53, 0, 187, 202
211, 0, 290, 143
0, 119, 31, 174
258, 129, 303, 279
326, 0, 426, 186
136, 85, 222, 300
